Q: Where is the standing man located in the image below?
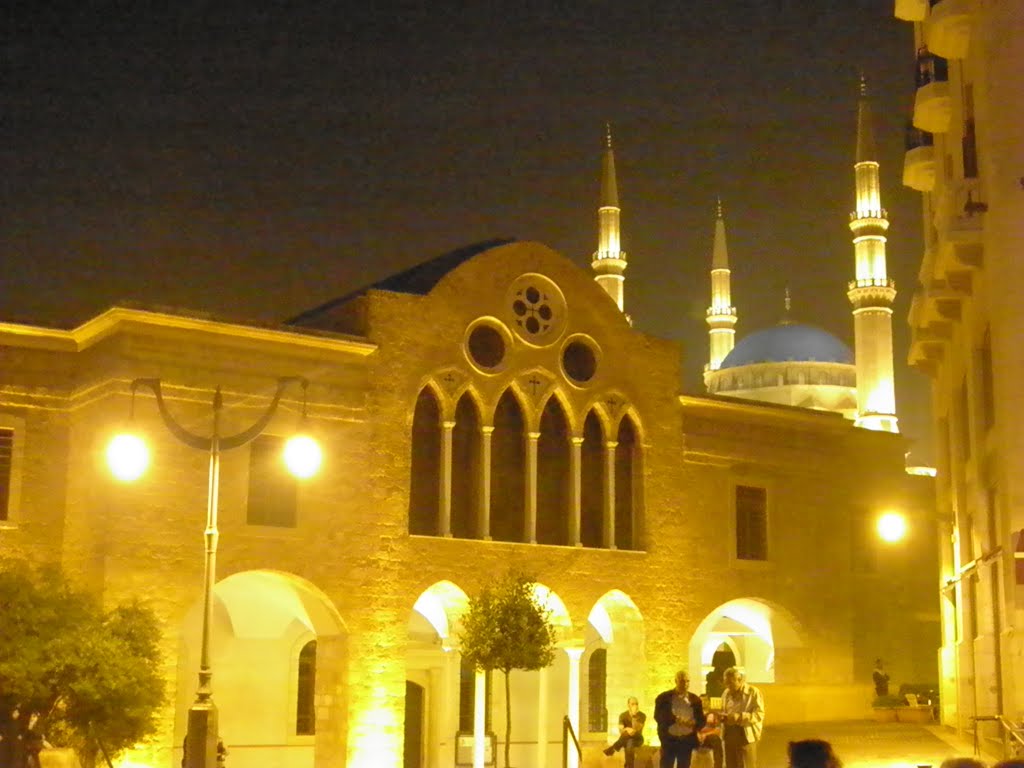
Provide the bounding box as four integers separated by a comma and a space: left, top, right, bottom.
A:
654, 670, 706, 768
872, 659, 890, 697
604, 696, 647, 767
720, 668, 763, 768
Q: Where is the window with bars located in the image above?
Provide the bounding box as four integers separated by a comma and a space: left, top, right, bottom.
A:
0, 429, 13, 521
587, 648, 608, 732
736, 485, 767, 561
296, 640, 317, 735
247, 435, 297, 527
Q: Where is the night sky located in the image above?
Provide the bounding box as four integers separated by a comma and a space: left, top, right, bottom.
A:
1, 1, 933, 461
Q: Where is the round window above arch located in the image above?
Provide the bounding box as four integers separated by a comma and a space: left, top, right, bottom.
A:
505, 273, 566, 346
561, 334, 600, 386
464, 319, 511, 373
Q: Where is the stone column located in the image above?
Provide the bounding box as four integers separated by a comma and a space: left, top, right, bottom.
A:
473, 669, 487, 768
565, 647, 585, 768
526, 431, 540, 543
604, 441, 618, 549
480, 426, 494, 540
441, 420, 455, 537
569, 436, 583, 546
536, 665, 549, 768
441, 646, 457, 768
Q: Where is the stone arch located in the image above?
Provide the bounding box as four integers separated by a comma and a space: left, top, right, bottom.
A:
491, 388, 526, 543
688, 597, 806, 688
410, 386, 442, 535
408, 581, 472, 768
177, 570, 347, 768
537, 394, 571, 546
584, 590, 646, 737
452, 392, 483, 539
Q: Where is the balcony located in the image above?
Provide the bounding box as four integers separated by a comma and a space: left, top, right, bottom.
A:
926, 0, 972, 59
913, 49, 951, 133
895, 0, 928, 21
903, 125, 936, 191
933, 179, 986, 271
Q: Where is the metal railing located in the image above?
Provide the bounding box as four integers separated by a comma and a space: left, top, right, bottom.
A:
562, 716, 582, 768
972, 715, 1024, 758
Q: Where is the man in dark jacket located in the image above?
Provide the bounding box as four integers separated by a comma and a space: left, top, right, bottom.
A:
654, 670, 706, 768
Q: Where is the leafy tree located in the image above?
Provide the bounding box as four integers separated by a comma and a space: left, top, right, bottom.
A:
0, 561, 164, 768
458, 571, 558, 768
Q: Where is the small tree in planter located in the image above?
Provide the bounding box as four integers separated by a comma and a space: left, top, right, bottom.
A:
459, 572, 558, 768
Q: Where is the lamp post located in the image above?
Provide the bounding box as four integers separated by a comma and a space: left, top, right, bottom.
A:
107, 376, 320, 768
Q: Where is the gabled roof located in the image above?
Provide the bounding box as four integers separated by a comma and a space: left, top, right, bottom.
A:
288, 238, 515, 326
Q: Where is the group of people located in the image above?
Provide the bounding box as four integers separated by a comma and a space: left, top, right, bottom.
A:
603, 666, 764, 768
0, 708, 46, 768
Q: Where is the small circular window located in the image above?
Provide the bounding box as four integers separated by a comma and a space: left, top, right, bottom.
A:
562, 339, 598, 383
467, 323, 507, 370
506, 273, 566, 345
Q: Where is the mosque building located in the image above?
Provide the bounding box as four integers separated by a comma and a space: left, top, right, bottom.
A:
630, 81, 897, 432
0, 86, 937, 768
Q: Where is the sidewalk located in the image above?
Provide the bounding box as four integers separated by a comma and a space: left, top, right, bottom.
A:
759, 720, 981, 768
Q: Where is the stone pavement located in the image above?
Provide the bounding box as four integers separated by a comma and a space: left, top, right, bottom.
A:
759, 720, 978, 768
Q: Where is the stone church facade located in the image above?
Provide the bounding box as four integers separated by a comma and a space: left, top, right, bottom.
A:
0, 240, 936, 768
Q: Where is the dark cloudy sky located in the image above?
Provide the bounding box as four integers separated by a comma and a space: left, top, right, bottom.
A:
0, 0, 933, 460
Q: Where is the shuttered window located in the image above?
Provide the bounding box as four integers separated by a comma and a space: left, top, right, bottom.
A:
247, 435, 297, 527
736, 485, 767, 561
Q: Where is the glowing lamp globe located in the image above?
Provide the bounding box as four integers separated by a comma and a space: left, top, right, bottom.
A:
877, 511, 907, 543
284, 435, 322, 479
107, 433, 150, 482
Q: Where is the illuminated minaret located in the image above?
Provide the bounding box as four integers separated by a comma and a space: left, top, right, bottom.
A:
592, 124, 627, 313
704, 198, 737, 384
848, 77, 899, 433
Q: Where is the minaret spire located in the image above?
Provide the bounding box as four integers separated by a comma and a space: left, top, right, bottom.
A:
592, 123, 627, 314
848, 76, 899, 433
704, 198, 737, 382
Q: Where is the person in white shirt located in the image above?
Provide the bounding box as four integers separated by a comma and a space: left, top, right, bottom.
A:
653, 670, 706, 768
720, 668, 764, 768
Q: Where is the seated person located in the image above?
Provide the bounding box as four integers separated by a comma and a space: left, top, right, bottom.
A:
604, 696, 646, 767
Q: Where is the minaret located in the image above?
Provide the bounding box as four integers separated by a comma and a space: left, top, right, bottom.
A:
848, 76, 899, 433
704, 198, 738, 384
592, 124, 628, 313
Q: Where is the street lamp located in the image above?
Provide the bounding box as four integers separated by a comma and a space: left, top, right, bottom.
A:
877, 511, 908, 543
107, 376, 320, 768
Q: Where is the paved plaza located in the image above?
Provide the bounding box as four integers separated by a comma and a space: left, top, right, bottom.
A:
759, 720, 978, 768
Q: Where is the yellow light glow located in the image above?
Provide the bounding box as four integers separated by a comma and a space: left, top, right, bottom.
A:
283, 434, 321, 479
107, 433, 149, 481
877, 512, 907, 542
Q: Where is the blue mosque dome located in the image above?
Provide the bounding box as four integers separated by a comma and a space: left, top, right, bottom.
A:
720, 324, 854, 369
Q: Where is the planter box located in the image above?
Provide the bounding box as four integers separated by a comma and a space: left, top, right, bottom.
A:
872, 707, 898, 723
896, 706, 933, 723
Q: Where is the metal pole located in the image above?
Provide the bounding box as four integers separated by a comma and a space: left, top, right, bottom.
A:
186, 388, 223, 768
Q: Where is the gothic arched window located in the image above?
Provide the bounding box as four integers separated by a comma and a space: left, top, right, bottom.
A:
410, 388, 441, 535
587, 648, 608, 732
296, 640, 317, 735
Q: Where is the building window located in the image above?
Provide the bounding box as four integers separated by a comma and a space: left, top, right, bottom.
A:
980, 329, 995, 431
296, 640, 317, 735
736, 485, 767, 561
958, 378, 971, 462
0, 428, 12, 521
587, 649, 608, 732
247, 435, 297, 527
458, 658, 492, 733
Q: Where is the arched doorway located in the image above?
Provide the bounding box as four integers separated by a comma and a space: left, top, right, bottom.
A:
404, 681, 425, 768
176, 570, 346, 768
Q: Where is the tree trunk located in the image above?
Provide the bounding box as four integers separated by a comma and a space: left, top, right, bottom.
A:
504, 667, 512, 768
